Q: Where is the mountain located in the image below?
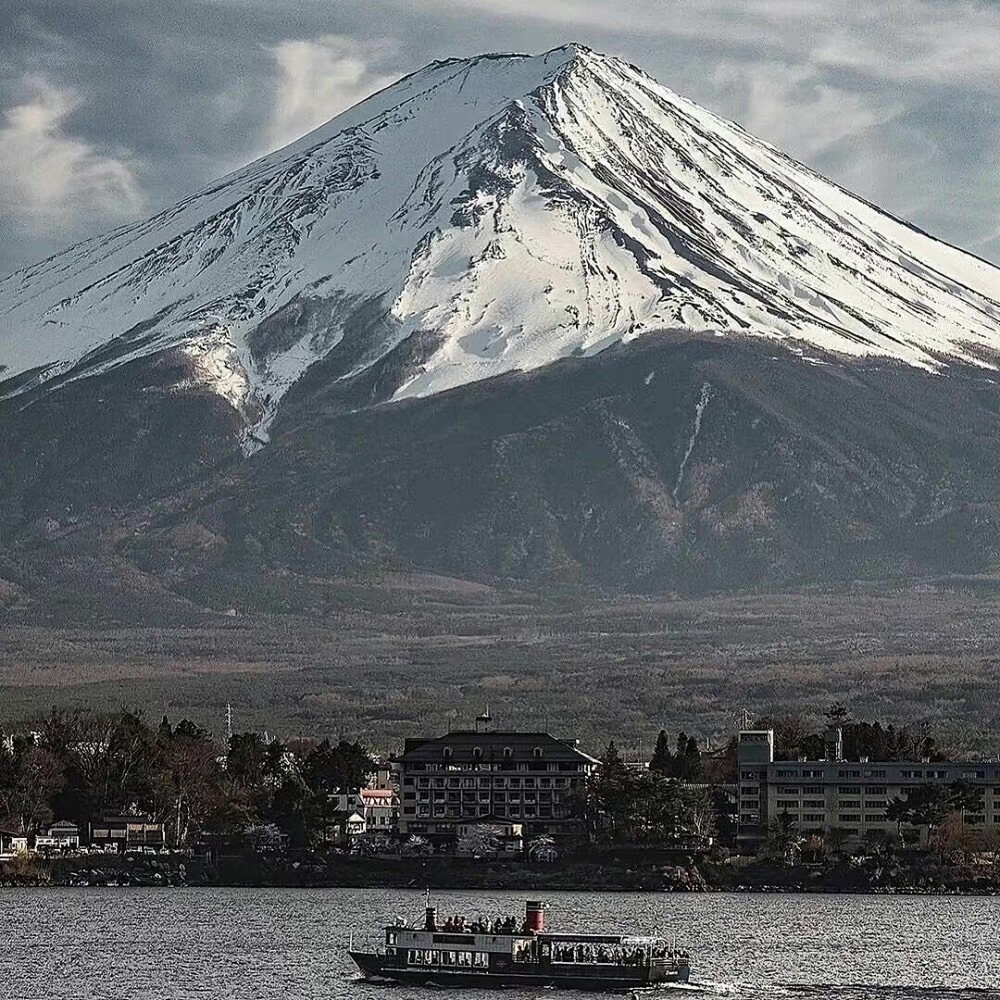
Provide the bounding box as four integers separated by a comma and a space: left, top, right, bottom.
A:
4, 44, 1000, 620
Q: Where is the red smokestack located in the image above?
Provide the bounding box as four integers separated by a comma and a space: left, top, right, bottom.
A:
525, 900, 545, 933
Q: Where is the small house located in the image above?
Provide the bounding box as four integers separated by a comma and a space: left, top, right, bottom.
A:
0, 829, 29, 860
345, 811, 367, 837
90, 812, 165, 853
34, 820, 81, 853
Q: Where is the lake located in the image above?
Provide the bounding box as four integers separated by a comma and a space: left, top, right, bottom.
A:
1, 888, 997, 999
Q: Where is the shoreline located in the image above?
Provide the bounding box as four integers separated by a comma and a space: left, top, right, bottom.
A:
5, 854, 1000, 896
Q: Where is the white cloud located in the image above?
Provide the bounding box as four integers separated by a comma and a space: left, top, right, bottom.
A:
266, 35, 400, 150
0, 76, 143, 238
415, 0, 1000, 92
811, 2, 1000, 91
706, 61, 903, 162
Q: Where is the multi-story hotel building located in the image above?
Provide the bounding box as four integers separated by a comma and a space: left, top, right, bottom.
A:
737, 728, 1000, 845
396, 729, 598, 845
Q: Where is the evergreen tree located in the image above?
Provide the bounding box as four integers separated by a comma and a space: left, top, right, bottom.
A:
682, 735, 703, 781
825, 702, 850, 726
302, 739, 377, 795
648, 730, 674, 776
587, 741, 633, 843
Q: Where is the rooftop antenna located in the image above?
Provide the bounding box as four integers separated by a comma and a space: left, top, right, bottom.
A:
475, 705, 492, 733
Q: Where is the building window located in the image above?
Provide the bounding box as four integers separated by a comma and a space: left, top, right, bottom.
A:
443, 747, 453, 759
473, 747, 482, 759
533, 747, 543, 758
503, 747, 513, 758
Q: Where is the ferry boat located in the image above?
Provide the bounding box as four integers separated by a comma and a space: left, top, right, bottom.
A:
349, 899, 690, 990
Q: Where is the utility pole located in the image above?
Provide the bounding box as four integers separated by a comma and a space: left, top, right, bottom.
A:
226, 702, 233, 742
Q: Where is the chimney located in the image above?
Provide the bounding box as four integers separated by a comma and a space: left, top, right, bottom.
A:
525, 900, 546, 933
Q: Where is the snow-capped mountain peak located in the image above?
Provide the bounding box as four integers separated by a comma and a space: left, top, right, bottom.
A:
3, 44, 1000, 449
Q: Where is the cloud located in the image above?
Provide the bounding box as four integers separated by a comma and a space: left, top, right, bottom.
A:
0, 75, 143, 240
411, 0, 1000, 92
0, 0, 999, 276
811, 1, 1000, 91
706, 61, 904, 162
266, 35, 400, 151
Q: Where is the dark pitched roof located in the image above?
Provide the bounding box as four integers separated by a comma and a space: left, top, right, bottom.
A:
401, 730, 597, 763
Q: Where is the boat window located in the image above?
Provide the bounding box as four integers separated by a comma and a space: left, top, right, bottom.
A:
441, 951, 456, 966
386, 947, 396, 958
457, 952, 472, 967
386, 931, 396, 945
409, 950, 420, 965
512, 940, 534, 963
473, 952, 489, 968
551, 941, 648, 966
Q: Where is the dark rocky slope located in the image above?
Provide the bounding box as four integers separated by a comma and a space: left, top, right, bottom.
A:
5, 333, 1000, 621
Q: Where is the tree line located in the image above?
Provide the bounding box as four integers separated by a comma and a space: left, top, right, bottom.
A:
582, 739, 725, 846
762, 703, 941, 763
0, 703, 954, 856
0, 708, 376, 849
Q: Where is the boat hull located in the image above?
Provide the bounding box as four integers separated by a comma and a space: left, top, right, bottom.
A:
349, 951, 690, 991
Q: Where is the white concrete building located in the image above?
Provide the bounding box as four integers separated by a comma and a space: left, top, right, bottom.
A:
737, 728, 1000, 847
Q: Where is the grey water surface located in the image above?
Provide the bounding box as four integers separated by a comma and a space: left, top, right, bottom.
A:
0, 887, 997, 999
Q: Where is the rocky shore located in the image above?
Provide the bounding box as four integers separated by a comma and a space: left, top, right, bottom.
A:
5, 851, 1000, 895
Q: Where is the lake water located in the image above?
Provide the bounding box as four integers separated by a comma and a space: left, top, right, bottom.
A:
1, 888, 997, 999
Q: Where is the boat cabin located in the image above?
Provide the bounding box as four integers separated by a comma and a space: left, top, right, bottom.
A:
380, 901, 684, 978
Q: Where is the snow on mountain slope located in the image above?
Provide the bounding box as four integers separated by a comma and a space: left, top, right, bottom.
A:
3, 42, 1000, 449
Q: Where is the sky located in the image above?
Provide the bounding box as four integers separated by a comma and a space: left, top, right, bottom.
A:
1, 0, 999, 278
